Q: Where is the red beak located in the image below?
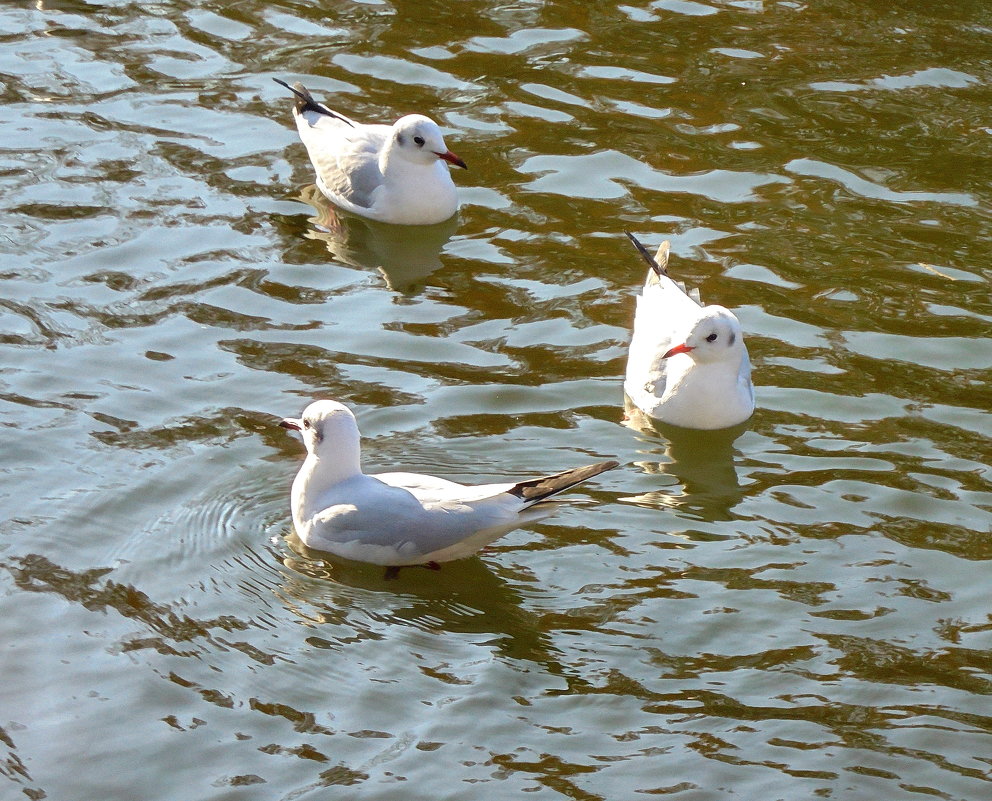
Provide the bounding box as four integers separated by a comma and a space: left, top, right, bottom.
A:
279, 418, 302, 431
435, 150, 467, 169
662, 343, 694, 359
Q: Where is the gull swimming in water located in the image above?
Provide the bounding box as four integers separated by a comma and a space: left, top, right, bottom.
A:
280, 400, 618, 575
274, 78, 467, 225
624, 232, 755, 430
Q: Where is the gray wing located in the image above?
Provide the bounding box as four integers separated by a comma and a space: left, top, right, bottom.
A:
294, 108, 390, 211
376, 471, 516, 504
311, 475, 518, 557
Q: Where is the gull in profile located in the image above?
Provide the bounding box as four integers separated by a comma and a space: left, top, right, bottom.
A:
280, 400, 618, 576
274, 78, 467, 225
624, 232, 754, 430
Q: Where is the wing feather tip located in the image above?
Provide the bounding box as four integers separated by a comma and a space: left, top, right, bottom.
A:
508, 460, 620, 503
624, 231, 669, 277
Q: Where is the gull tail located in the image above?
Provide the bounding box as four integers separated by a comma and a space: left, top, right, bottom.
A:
624, 230, 670, 277
508, 460, 619, 507
273, 78, 355, 127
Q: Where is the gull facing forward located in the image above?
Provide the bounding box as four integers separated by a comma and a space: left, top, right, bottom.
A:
280, 400, 618, 575
274, 79, 467, 225
624, 232, 754, 430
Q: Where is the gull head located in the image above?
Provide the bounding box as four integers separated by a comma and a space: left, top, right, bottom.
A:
280, 399, 361, 462
391, 114, 467, 169
664, 306, 746, 364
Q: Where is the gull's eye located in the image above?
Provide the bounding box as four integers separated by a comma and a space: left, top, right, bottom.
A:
706, 333, 718, 343
413, 135, 425, 147
303, 419, 312, 429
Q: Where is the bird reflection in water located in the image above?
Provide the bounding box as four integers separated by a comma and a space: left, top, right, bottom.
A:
296, 184, 459, 290
278, 535, 566, 668
623, 396, 749, 521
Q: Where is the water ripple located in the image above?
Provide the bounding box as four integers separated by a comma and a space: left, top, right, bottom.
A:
1, 1, 990, 799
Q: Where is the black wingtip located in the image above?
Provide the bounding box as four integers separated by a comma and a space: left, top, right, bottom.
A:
273, 77, 355, 128
272, 78, 351, 125
508, 460, 620, 504
273, 77, 304, 100
273, 77, 311, 110
624, 230, 667, 277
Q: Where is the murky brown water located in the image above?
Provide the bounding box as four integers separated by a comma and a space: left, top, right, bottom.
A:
2, 1, 991, 799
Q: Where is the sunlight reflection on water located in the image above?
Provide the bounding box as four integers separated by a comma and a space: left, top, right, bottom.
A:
1, 1, 990, 799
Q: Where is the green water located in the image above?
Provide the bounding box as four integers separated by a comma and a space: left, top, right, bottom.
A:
1, 1, 990, 799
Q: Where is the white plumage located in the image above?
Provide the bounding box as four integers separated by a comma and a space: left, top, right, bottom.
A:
624, 233, 755, 430
275, 79, 467, 226
280, 400, 618, 572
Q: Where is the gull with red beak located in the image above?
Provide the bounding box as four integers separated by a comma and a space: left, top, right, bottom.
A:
623, 232, 754, 430
274, 79, 467, 225
279, 400, 618, 577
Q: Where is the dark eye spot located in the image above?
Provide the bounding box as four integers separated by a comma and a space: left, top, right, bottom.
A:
706, 333, 718, 343
729, 332, 736, 345
396, 133, 405, 146
303, 419, 312, 429
414, 135, 425, 146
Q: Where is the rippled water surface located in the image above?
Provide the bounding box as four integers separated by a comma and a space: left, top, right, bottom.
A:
2, 1, 991, 798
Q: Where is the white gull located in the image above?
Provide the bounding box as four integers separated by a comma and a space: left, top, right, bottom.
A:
280, 400, 618, 575
274, 79, 467, 226
624, 232, 755, 430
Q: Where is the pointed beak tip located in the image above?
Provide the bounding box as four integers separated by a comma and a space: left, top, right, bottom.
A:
437, 150, 468, 169
662, 343, 693, 359
279, 418, 301, 431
